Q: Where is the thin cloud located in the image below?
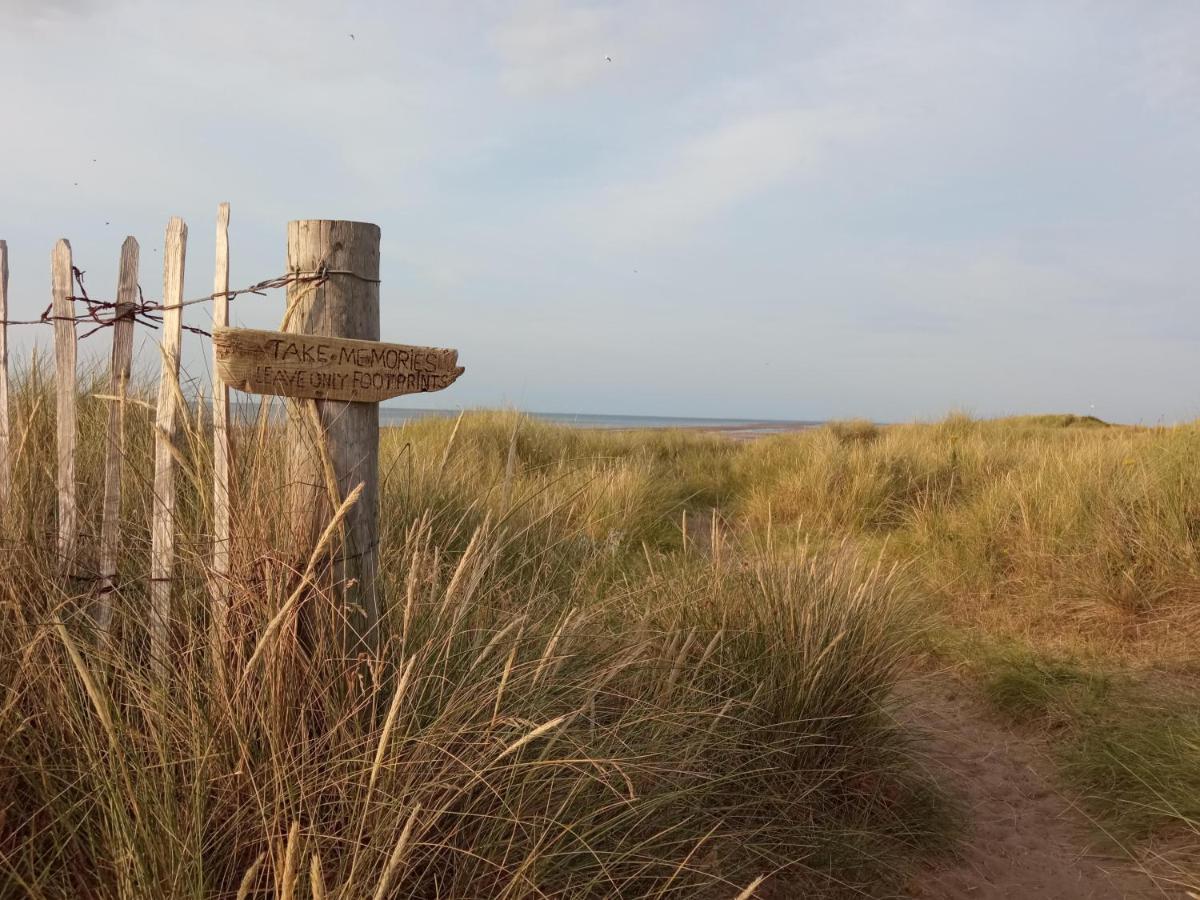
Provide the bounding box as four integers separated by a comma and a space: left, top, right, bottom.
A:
1, 0, 96, 23
1128, 9, 1200, 112
576, 107, 879, 246
492, 0, 616, 94
489, 0, 693, 96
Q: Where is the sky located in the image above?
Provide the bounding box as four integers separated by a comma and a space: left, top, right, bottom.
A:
2, 0, 1198, 423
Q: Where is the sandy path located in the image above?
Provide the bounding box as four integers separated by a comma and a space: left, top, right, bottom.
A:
899, 673, 1184, 900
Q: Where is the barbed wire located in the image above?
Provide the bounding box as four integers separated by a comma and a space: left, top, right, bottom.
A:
0, 265, 381, 340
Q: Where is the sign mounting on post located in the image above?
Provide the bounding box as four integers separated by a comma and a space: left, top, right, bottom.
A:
213, 326, 464, 403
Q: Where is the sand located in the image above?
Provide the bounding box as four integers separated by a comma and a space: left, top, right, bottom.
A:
899, 673, 1187, 899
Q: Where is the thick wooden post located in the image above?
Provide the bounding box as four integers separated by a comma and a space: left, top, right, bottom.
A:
284, 220, 381, 659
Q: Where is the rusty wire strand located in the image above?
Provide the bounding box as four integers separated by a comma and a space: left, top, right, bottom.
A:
0, 265, 380, 339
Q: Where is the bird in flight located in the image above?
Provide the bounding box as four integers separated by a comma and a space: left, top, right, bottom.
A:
605, 55, 612, 62
349, 33, 355, 40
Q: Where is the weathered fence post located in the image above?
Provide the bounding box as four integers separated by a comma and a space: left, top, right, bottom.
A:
95, 237, 139, 630
211, 203, 232, 636
150, 218, 187, 675
284, 220, 381, 659
0, 240, 9, 516
51, 240, 78, 578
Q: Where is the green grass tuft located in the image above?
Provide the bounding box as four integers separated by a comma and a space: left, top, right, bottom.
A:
975, 646, 1199, 843
981, 650, 1111, 721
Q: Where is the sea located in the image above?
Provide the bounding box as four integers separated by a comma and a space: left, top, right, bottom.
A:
229, 402, 819, 435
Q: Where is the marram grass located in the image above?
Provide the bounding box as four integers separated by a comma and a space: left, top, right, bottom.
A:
0, 367, 944, 899
736, 414, 1200, 661
5, 358, 1198, 897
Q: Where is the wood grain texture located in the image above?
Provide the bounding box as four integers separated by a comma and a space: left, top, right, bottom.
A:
52, 239, 77, 576
151, 218, 187, 675
0, 240, 9, 514
213, 326, 463, 402
95, 237, 139, 629
211, 202, 232, 624
284, 220, 382, 657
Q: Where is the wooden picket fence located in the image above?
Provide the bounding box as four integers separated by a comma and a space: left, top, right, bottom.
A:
0, 206, 235, 671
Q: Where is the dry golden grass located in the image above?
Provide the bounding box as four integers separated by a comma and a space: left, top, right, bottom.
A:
734, 413, 1200, 875
5, 352, 1197, 896
737, 414, 1200, 662
0, 364, 946, 899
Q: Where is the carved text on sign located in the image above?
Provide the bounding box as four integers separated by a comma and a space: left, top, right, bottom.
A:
213, 326, 464, 402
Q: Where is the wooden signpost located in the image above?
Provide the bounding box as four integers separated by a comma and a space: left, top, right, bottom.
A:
213, 327, 463, 403
217, 219, 464, 658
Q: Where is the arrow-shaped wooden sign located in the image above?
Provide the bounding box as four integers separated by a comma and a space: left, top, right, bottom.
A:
213, 326, 464, 403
